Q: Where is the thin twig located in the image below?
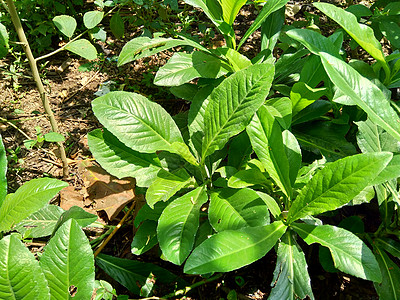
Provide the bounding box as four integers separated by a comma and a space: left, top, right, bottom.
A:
94, 199, 136, 258
0, 117, 31, 139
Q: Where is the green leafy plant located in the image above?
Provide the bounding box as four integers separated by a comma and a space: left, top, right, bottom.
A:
23, 126, 65, 149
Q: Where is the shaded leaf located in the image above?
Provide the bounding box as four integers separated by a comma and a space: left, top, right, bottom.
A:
131, 220, 158, 255
0, 134, 6, 205
53, 15, 76, 38
110, 12, 124, 38
52, 206, 97, 235
65, 39, 97, 60
0, 23, 9, 58
373, 246, 400, 299
83, 11, 104, 29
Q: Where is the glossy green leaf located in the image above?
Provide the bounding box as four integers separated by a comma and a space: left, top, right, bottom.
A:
146, 169, 195, 208
131, 220, 158, 255
247, 105, 292, 198
110, 12, 124, 38
96, 254, 185, 295
0, 178, 68, 232
184, 221, 287, 274
227, 168, 269, 188
202, 63, 274, 160
92, 92, 197, 165
290, 82, 326, 117
283, 130, 302, 187
87, 129, 161, 187
371, 154, 400, 185
0, 23, 9, 59
320, 53, 400, 141
291, 100, 332, 125
269, 232, 314, 300
184, 0, 223, 26
154, 52, 229, 86
265, 97, 292, 130
218, 0, 246, 25
238, 0, 288, 49
83, 11, 104, 29
52, 206, 97, 235
293, 223, 381, 282
40, 219, 95, 300
53, 15, 77, 38
314, 2, 388, 72
374, 246, 400, 299
209, 188, 270, 232
287, 153, 392, 223
0, 234, 50, 299
14, 205, 64, 238
256, 191, 281, 219
65, 39, 97, 60
260, 7, 285, 54
215, 48, 251, 71
0, 134, 6, 205
227, 132, 252, 169
118, 35, 209, 66
157, 187, 207, 265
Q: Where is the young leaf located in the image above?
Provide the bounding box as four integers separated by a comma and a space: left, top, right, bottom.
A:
0, 134, 6, 205
154, 52, 229, 87
0, 178, 68, 232
83, 11, 104, 29
65, 39, 97, 60
96, 254, 185, 295
247, 105, 292, 199
87, 129, 162, 187
184, 0, 223, 27
184, 221, 287, 274
374, 246, 400, 299
319, 53, 400, 142
283, 130, 302, 187
227, 168, 269, 188
313, 2, 389, 75
157, 187, 207, 265
269, 232, 314, 300
375, 238, 400, 260
287, 152, 392, 223
219, 0, 247, 25
0, 234, 50, 299
118, 35, 209, 66
92, 92, 197, 165
52, 206, 97, 235
53, 15, 77, 38
256, 191, 281, 219
43, 132, 65, 142
293, 223, 381, 283
14, 205, 64, 238
146, 169, 195, 208
0, 23, 9, 59
238, 0, 288, 50
110, 12, 124, 38
209, 188, 270, 232
40, 219, 95, 300
202, 63, 275, 161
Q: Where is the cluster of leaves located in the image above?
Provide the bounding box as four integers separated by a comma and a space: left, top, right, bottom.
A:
86, 0, 400, 298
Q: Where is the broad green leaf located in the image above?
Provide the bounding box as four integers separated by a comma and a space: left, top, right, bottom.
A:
0, 234, 50, 299
53, 15, 77, 38
227, 169, 269, 188
0, 178, 68, 232
0, 23, 9, 59
154, 52, 229, 86
118, 35, 209, 66
110, 12, 124, 38
293, 121, 357, 161
293, 223, 381, 282
43, 132, 65, 142
209, 188, 270, 232
170, 83, 199, 101
83, 11, 104, 29
320, 53, 400, 142
215, 48, 251, 71
92, 92, 197, 165
314, 2, 388, 75
371, 154, 400, 185
282, 130, 302, 186
52, 206, 97, 235
14, 205, 64, 238
247, 105, 292, 199
287, 153, 392, 223
374, 246, 400, 300
184, 221, 286, 274
269, 232, 314, 300
202, 63, 274, 161
290, 82, 326, 117
227, 132, 252, 169
40, 219, 95, 300
274, 49, 309, 84
65, 39, 97, 60
292, 100, 332, 125
265, 97, 292, 130
87, 129, 161, 187
0, 134, 6, 205
96, 254, 185, 295
184, 0, 223, 27
157, 187, 207, 265
375, 238, 400, 259
219, 0, 247, 25
238, 0, 288, 49
260, 7, 285, 54
380, 20, 400, 49
131, 220, 158, 255
146, 169, 195, 208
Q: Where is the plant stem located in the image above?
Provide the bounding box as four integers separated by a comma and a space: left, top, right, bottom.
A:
6, 0, 69, 178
